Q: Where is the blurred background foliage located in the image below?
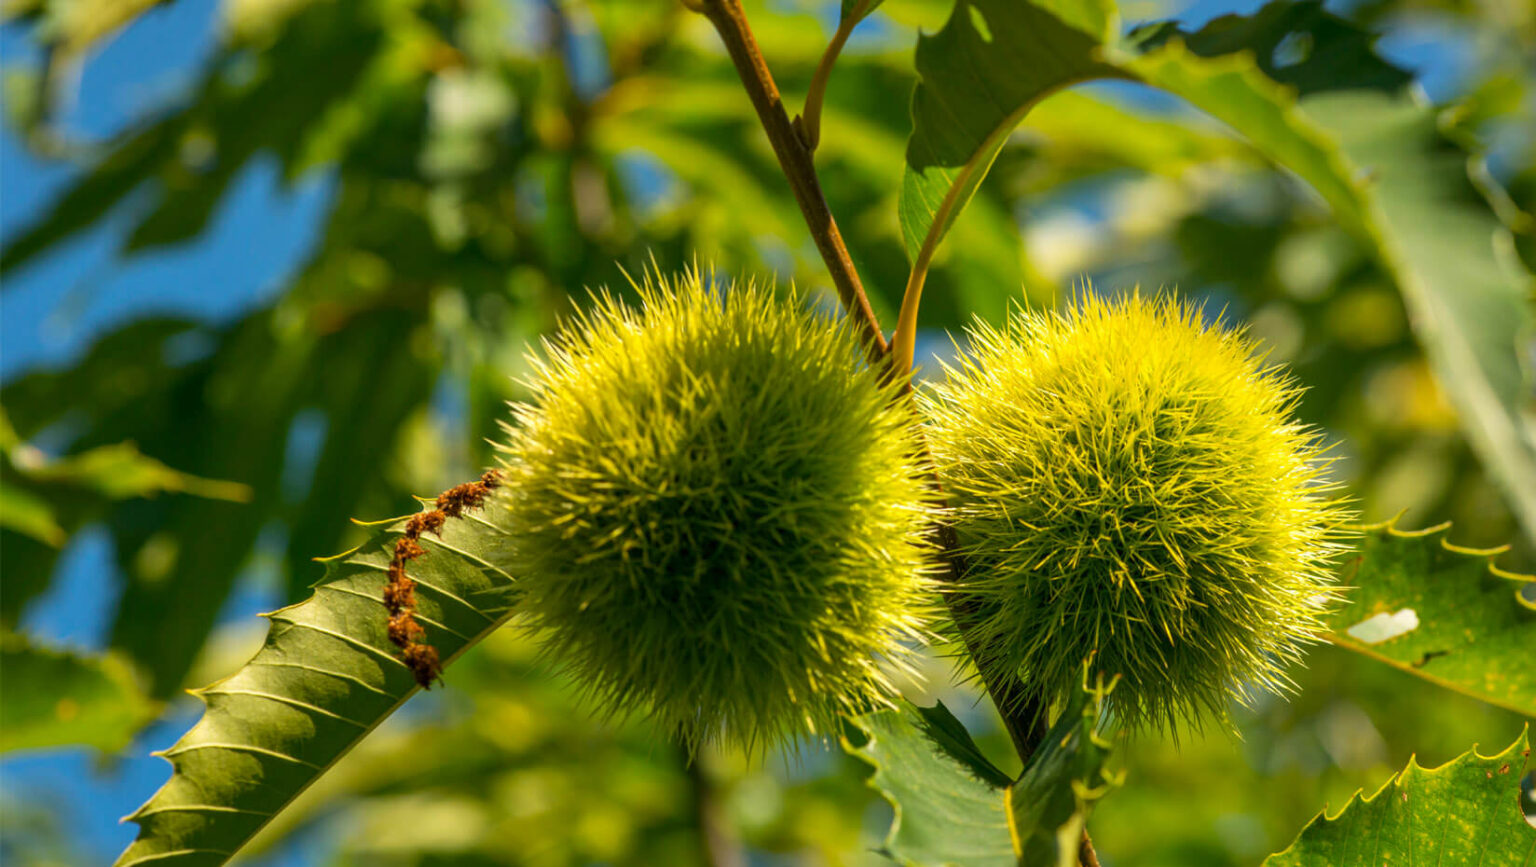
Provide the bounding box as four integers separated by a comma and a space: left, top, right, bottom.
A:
0, 0, 1531, 864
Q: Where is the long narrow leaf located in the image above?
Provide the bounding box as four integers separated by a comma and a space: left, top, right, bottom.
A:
115, 505, 515, 866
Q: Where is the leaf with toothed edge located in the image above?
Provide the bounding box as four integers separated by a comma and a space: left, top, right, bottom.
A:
113, 500, 516, 867
1325, 517, 1536, 716
844, 674, 1123, 867
1264, 727, 1534, 865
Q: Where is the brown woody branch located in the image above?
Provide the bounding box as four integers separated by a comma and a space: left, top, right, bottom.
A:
692, 0, 887, 364
690, 0, 1046, 759
690, 3, 1097, 863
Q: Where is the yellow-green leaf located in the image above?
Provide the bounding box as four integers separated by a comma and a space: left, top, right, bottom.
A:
0, 629, 156, 753
1265, 728, 1534, 865
1327, 518, 1535, 716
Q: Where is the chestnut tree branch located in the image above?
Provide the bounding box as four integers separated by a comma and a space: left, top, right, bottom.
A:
692, 0, 888, 363
689, 0, 1045, 755
688, 4, 1096, 862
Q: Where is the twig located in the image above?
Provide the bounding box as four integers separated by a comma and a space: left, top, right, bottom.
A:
933, 523, 1049, 761
692, 0, 888, 363
690, 0, 1042, 760
690, 3, 1098, 863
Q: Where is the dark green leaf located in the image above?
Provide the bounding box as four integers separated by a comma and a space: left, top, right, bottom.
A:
841, 0, 886, 26
1128, 0, 1412, 97
104, 316, 314, 700
0, 116, 186, 274
900, 0, 1116, 263
281, 310, 435, 600
0, 318, 200, 438
846, 679, 1121, 866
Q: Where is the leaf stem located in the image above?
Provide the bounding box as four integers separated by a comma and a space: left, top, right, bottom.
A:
890, 106, 1023, 373
691, 0, 888, 363
890, 234, 934, 374
797, 0, 869, 151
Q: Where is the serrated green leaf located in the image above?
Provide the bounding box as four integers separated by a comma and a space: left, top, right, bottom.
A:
1326, 519, 1536, 716
1264, 728, 1534, 865
0, 629, 156, 753
113, 503, 516, 867
850, 701, 1016, 867
846, 680, 1121, 867
1007, 678, 1123, 867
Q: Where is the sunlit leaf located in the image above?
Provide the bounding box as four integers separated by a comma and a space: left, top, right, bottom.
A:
2, 0, 163, 57
1135, 0, 1536, 550
1299, 90, 1536, 547
115, 502, 516, 866
0, 480, 65, 546
11, 443, 252, 503
1264, 727, 1534, 865
1327, 518, 1536, 716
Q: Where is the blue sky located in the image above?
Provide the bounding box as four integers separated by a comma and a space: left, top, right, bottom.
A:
0, 0, 1478, 862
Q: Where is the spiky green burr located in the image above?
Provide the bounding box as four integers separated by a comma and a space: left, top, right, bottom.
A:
922, 292, 1350, 731
495, 269, 935, 750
